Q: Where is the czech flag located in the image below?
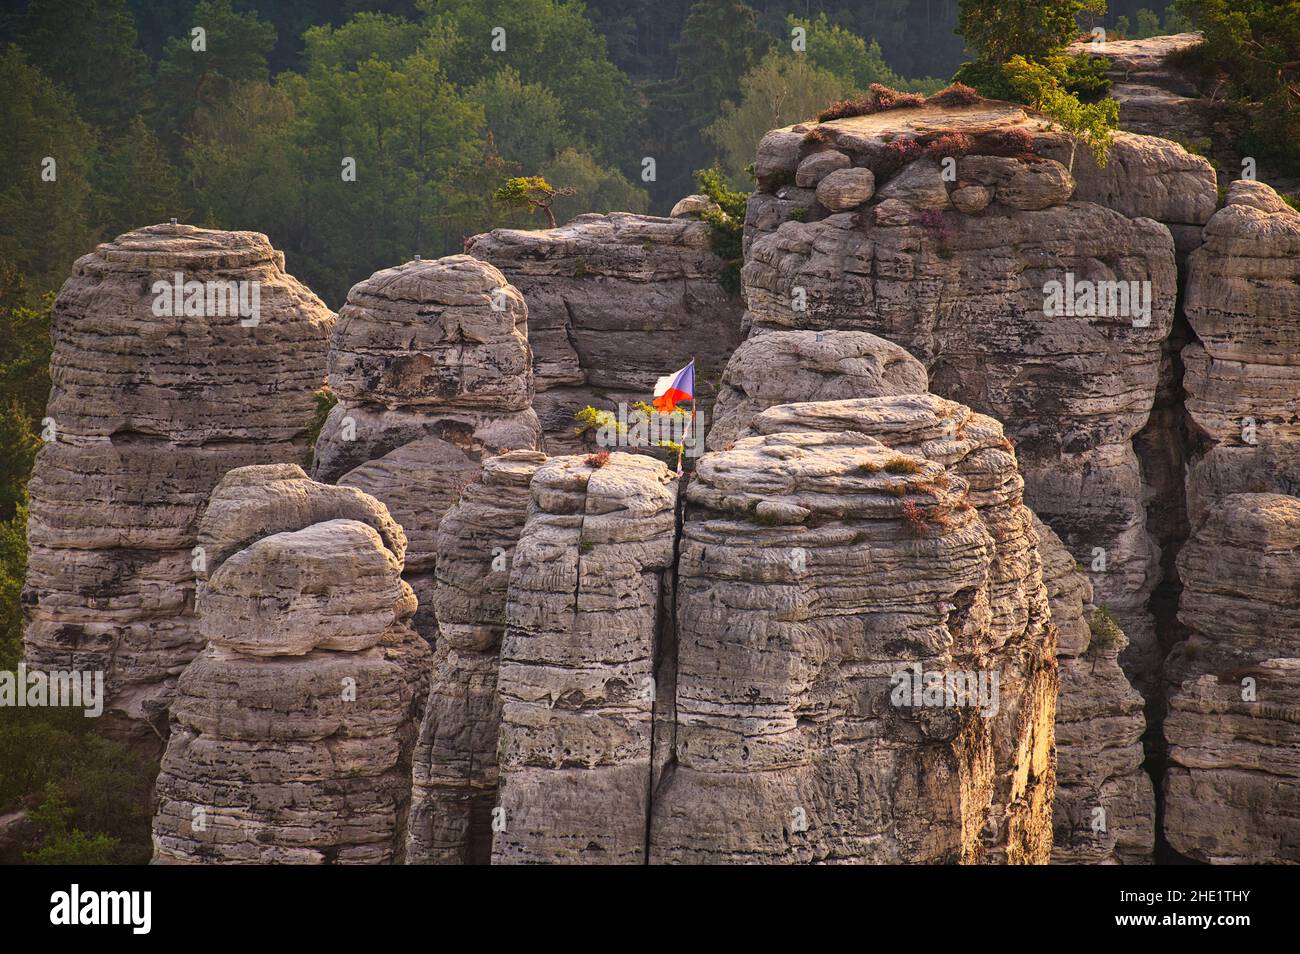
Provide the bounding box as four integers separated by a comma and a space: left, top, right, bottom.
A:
652, 360, 695, 414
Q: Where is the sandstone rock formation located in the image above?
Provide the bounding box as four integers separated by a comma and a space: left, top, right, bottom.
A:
1068, 34, 1210, 147
407, 449, 547, 864
1161, 180, 1300, 863
1163, 494, 1300, 863
22, 224, 334, 748
650, 392, 1057, 863
740, 96, 1218, 697
706, 329, 929, 450
152, 464, 428, 863
467, 213, 743, 453
492, 452, 678, 864
311, 255, 543, 639
1182, 181, 1300, 522
1036, 516, 1153, 864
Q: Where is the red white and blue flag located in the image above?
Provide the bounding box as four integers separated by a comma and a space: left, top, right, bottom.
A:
652, 360, 695, 414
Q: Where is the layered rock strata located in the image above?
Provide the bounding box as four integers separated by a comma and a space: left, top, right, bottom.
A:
1162, 181, 1300, 862
706, 329, 928, 450
22, 224, 334, 747
152, 464, 429, 863
650, 392, 1057, 863
311, 255, 543, 639
741, 98, 1217, 696
468, 213, 744, 453
1163, 494, 1300, 863
1037, 516, 1153, 864
491, 452, 678, 864
407, 449, 547, 864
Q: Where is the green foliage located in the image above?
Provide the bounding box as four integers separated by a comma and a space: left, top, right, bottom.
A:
468, 67, 570, 173
1114, 6, 1194, 39
643, 0, 770, 207
0, 47, 98, 293
15, 0, 152, 136
574, 405, 623, 436
693, 166, 748, 294
24, 783, 119, 865
493, 175, 576, 228
1086, 604, 1128, 656
156, 0, 278, 147
539, 149, 649, 224
707, 52, 849, 182
0, 708, 153, 864
957, 0, 1105, 66
1040, 83, 1121, 169
304, 386, 338, 465
1176, 0, 1300, 176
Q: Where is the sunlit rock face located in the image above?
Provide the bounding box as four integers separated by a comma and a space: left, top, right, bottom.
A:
152, 465, 428, 864
491, 452, 678, 864
740, 98, 1217, 699
650, 391, 1056, 864
22, 224, 334, 750
1036, 515, 1153, 864
1161, 182, 1300, 863
311, 255, 543, 640
706, 329, 929, 451
407, 449, 547, 865
468, 213, 744, 454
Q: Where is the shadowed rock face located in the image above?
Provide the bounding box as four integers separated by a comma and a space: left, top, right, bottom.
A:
311, 255, 543, 640
650, 393, 1057, 864
467, 213, 744, 453
1037, 515, 1153, 864
492, 452, 678, 864
740, 99, 1218, 699
1163, 494, 1300, 863
407, 449, 547, 864
22, 224, 335, 749
152, 465, 429, 864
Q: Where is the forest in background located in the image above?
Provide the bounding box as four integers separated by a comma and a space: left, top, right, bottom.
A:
4, 0, 1297, 863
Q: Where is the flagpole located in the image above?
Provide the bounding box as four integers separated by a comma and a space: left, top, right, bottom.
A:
683, 356, 696, 476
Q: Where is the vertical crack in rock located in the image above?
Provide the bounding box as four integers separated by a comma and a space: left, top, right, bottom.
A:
151, 464, 428, 863
22, 224, 335, 752
741, 101, 1217, 712
492, 452, 678, 863
406, 450, 546, 864
1037, 515, 1154, 863
310, 255, 544, 641
648, 392, 1057, 863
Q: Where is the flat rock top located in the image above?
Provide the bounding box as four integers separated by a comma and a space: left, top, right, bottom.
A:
795, 102, 1033, 141
1068, 32, 1203, 72
347, 254, 512, 306
90, 223, 285, 269
469, 212, 714, 259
